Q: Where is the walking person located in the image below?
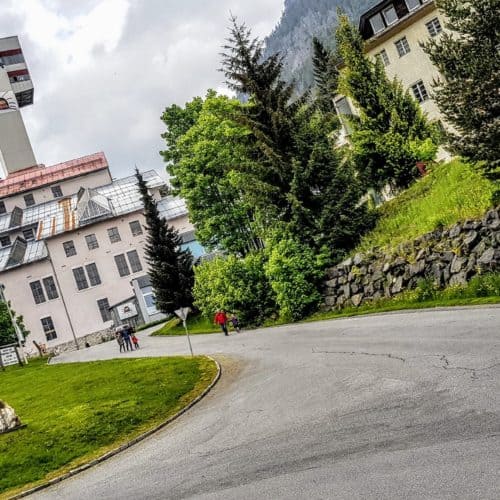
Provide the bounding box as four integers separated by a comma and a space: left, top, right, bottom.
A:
131, 330, 139, 349
229, 313, 240, 333
115, 327, 125, 353
121, 324, 133, 351
214, 309, 229, 336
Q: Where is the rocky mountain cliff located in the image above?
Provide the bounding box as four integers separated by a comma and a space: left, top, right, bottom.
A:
264, 0, 377, 93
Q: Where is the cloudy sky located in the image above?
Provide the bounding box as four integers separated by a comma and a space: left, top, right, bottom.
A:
1, 0, 284, 179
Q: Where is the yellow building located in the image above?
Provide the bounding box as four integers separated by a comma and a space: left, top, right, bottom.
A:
335, 0, 447, 130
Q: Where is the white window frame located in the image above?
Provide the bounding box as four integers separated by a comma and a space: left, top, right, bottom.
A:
72, 262, 102, 291
375, 49, 390, 66
42, 275, 59, 301
411, 80, 429, 103
405, 0, 421, 11
426, 17, 442, 37
40, 316, 57, 341
97, 297, 112, 322
63, 240, 77, 257
395, 37, 411, 57
382, 5, 398, 26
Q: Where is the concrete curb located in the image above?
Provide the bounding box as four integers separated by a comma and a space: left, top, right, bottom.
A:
10, 356, 221, 499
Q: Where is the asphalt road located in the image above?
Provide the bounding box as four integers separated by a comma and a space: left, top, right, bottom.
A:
34, 306, 500, 499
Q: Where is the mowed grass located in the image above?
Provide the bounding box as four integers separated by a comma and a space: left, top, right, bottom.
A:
152, 315, 220, 336
0, 356, 217, 496
357, 159, 497, 252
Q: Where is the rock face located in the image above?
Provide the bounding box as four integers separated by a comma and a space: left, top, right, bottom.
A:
322, 206, 500, 310
0, 400, 21, 433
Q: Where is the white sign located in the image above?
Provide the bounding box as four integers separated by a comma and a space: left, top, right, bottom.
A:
117, 302, 138, 320
174, 307, 191, 322
1, 346, 18, 367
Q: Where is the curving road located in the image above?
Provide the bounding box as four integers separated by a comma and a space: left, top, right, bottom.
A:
33, 306, 500, 499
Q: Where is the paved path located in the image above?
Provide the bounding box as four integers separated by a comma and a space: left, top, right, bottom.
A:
35, 307, 500, 499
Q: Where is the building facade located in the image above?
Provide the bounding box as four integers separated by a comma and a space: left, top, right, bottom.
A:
0, 36, 36, 177
0, 35, 204, 353
335, 0, 448, 135
0, 156, 200, 353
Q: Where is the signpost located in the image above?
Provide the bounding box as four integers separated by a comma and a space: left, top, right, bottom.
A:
174, 307, 193, 357
0, 344, 22, 370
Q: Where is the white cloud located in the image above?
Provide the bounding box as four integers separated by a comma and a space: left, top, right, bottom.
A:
0, 0, 284, 178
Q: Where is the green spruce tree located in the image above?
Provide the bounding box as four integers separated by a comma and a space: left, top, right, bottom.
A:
336, 14, 435, 190
311, 37, 339, 113
136, 170, 194, 314
422, 0, 500, 179
221, 17, 373, 253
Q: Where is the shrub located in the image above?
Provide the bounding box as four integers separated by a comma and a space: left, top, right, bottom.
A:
464, 273, 500, 298
264, 238, 325, 321
193, 253, 275, 325
414, 278, 439, 302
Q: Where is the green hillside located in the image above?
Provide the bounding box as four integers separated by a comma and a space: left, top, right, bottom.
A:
357, 160, 498, 253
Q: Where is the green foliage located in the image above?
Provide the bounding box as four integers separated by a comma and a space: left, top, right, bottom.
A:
221, 19, 373, 255
357, 160, 497, 252
311, 37, 339, 113
422, 0, 500, 179
165, 92, 262, 255
193, 253, 275, 325
0, 301, 16, 346
409, 138, 439, 163
0, 301, 28, 347
414, 278, 439, 302
264, 237, 325, 321
336, 15, 437, 189
136, 170, 194, 314
160, 96, 204, 166
0, 357, 217, 495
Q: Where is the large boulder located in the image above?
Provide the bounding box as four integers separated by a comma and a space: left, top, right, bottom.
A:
0, 400, 21, 433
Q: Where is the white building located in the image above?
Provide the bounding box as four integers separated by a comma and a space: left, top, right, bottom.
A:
335, 0, 449, 139
0, 36, 204, 353
0, 153, 201, 352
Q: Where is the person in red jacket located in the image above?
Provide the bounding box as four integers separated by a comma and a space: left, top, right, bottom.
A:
214, 310, 229, 336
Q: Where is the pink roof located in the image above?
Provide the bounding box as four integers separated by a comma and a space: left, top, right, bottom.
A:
0, 152, 109, 197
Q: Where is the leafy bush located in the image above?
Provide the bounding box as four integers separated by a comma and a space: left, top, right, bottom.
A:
413, 278, 439, 302
193, 253, 275, 325
409, 138, 438, 162
461, 273, 500, 298
264, 238, 325, 321
410, 274, 500, 303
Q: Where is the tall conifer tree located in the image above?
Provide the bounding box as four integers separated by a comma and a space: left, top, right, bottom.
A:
422, 0, 500, 179
221, 17, 373, 254
311, 37, 339, 114
336, 14, 435, 190
136, 170, 194, 314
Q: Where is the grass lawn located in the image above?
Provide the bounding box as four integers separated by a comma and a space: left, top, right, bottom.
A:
357, 159, 498, 252
152, 315, 222, 336
0, 356, 217, 497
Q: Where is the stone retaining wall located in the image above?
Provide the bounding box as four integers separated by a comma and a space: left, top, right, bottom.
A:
323, 207, 500, 310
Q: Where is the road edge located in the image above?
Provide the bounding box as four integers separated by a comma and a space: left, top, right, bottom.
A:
9, 356, 221, 500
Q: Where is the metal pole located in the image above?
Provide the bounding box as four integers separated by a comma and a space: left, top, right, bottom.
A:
183, 320, 194, 357
46, 245, 80, 350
